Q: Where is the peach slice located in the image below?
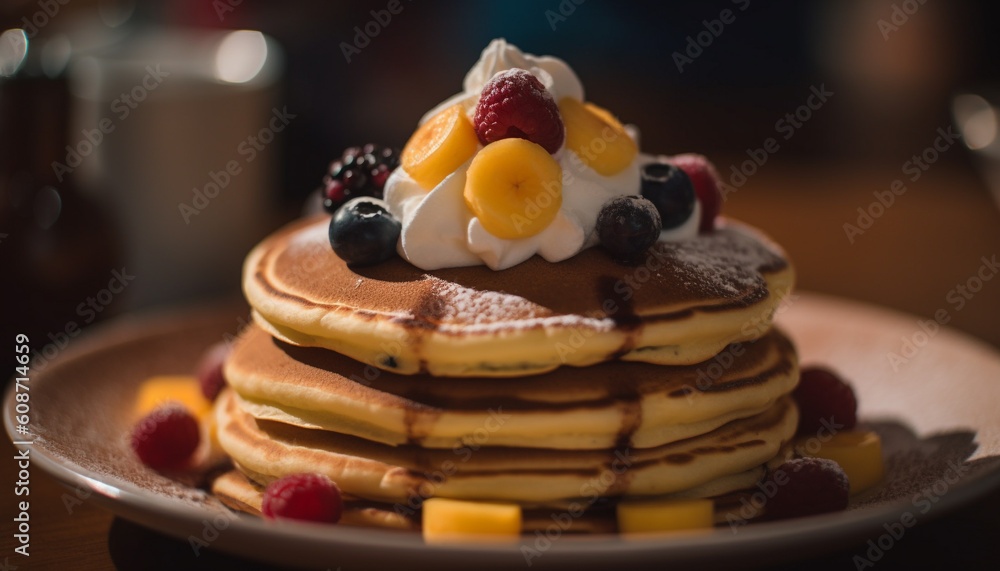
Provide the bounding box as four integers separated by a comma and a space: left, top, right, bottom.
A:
401, 105, 479, 190
559, 98, 637, 176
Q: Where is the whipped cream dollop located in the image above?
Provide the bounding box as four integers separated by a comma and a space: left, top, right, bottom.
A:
385, 39, 698, 271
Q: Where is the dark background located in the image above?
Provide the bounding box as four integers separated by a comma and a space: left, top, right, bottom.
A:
2, 0, 1000, 354
2, 1, 1000, 568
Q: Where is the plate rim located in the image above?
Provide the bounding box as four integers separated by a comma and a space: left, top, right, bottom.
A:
6, 292, 1000, 568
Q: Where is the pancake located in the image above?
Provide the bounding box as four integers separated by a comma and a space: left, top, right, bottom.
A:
213, 443, 795, 532
226, 324, 799, 450
244, 216, 794, 377
214, 389, 798, 504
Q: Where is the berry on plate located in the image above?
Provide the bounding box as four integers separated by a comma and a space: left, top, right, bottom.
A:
195, 341, 232, 402
793, 366, 858, 436
640, 163, 696, 230
764, 457, 850, 519
473, 69, 564, 154
665, 154, 722, 232
262, 473, 343, 523
328, 197, 401, 266
796, 430, 883, 495
130, 405, 200, 470
596, 195, 662, 264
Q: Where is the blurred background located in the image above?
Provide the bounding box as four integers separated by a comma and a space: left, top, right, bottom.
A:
3, 0, 1000, 375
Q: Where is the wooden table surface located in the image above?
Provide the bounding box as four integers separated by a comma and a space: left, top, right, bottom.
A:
3, 160, 999, 570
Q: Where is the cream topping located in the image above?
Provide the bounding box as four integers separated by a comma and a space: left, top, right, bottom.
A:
385, 39, 698, 271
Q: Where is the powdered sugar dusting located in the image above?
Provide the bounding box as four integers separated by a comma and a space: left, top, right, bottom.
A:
662, 224, 787, 301
415, 279, 614, 333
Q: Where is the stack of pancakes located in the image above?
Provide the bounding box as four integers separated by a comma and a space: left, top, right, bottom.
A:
213, 216, 799, 531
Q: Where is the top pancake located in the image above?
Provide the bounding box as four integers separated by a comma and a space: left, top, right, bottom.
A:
245, 216, 794, 377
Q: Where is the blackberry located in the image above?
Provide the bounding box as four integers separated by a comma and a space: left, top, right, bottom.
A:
321, 144, 400, 212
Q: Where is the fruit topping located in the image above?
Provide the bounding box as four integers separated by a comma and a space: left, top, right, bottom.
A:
328, 197, 401, 266
796, 430, 883, 495
559, 97, 637, 176
195, 341, 232, 402
130, 405, 200, 470
322, 144, 400, 212
596, 195, 662, 263
463, 138, 563, 239
422, 498, 522, 543
401, 104, 480, 191
617, 498, 714, 533
793, 366, 858, 436
135, 376, 212, 422
473, 69, 564, 154
665, 154, 722, 232
763, 458, 850, 520
261, 473, 343, 523
640, 163, 696, 230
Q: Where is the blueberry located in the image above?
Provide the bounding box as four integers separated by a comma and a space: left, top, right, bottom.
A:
328, 197, 401, 266
596, 196, 662, 264
640, 163, 696, 230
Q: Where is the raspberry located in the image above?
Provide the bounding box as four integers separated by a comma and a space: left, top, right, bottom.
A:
195, 341, 231, 402
764, 458, 850, 519
262, 473, 343, 523
130, 406, 200, 470
793, 366, 858, 436
665, 154, 723, 232
473, 69, 564, 154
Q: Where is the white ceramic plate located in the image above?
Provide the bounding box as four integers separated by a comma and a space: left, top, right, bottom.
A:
6, 293, 1000, 570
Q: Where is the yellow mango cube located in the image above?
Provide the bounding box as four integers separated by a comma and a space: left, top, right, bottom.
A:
617, 498, 714, 534
796, 430, 883, 494
135, 375, 212, 421
422, 498, 522, 544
